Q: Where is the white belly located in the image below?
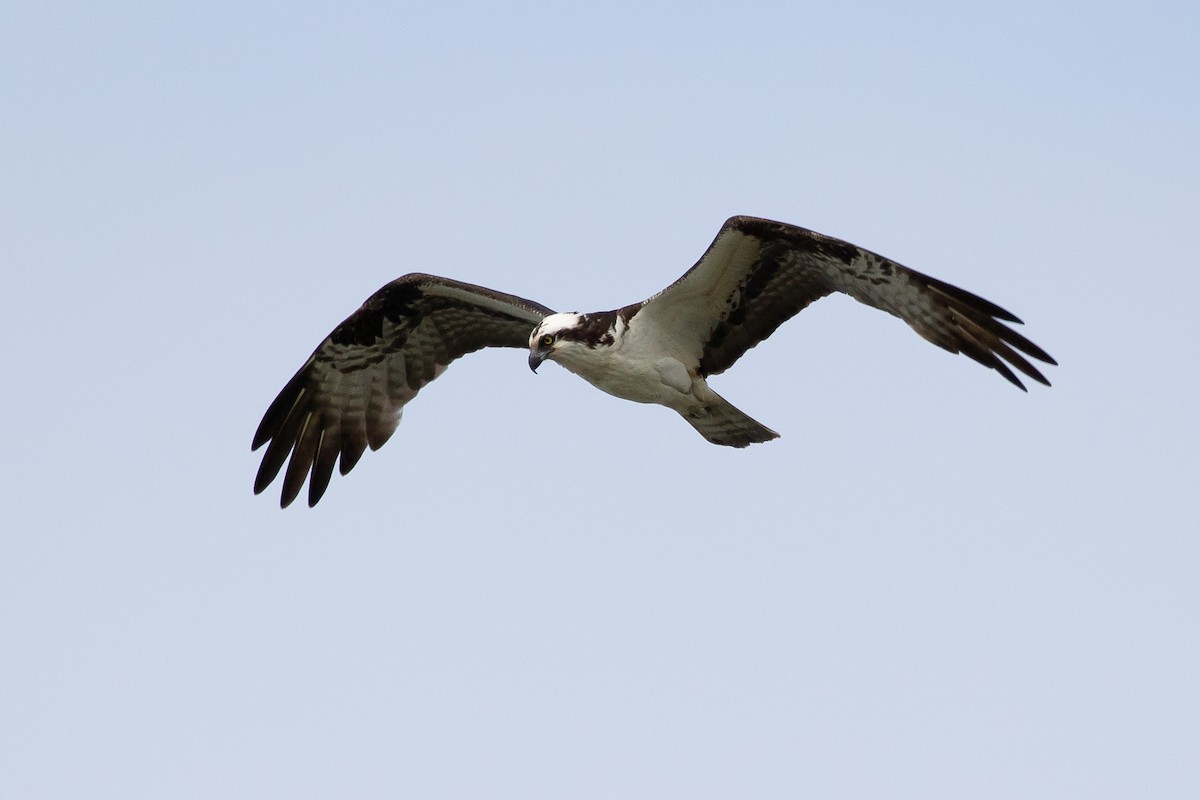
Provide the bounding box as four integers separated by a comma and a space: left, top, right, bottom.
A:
558, 349, 694, 408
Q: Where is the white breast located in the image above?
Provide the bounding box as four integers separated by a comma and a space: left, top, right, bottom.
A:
552, 315, 695, 408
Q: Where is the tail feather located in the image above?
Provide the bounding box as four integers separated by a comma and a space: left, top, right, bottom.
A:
680, 389, 779, 448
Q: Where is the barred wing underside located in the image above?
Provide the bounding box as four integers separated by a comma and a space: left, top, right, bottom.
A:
636, 216, 1056, 385
252, 274, 553, 507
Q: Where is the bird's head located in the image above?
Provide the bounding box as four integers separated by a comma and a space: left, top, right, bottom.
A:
528, 313, 584, 372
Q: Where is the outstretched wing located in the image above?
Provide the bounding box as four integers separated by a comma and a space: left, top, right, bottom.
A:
633, 216, 1056, 385
253, 274, 553, 507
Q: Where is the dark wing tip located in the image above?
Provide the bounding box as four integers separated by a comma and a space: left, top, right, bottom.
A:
921, 272, 1024, 324
924, 281, 1056, 390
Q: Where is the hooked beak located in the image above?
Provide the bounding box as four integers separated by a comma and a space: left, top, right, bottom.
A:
528, 349, 547, 373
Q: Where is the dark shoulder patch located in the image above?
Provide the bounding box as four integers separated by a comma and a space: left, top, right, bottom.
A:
731, 216, 860, 266
558, 309, 619, 347
330, 279, 425, 347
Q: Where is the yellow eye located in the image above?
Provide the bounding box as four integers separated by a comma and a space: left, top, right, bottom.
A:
539, 334, 555, 347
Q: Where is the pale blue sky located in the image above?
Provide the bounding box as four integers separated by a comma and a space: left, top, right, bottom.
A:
3, 1, 1198, 797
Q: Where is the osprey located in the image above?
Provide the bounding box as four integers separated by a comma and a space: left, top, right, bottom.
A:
253, 216, 1055, 507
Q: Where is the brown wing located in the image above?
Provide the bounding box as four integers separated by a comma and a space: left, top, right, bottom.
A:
635, 216, 1056, 384
252, 274, 553, 507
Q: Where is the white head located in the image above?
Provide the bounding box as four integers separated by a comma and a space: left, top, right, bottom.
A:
527, 313, 584, 372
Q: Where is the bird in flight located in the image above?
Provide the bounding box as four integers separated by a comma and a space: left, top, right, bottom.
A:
253, 215, 1055, 507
